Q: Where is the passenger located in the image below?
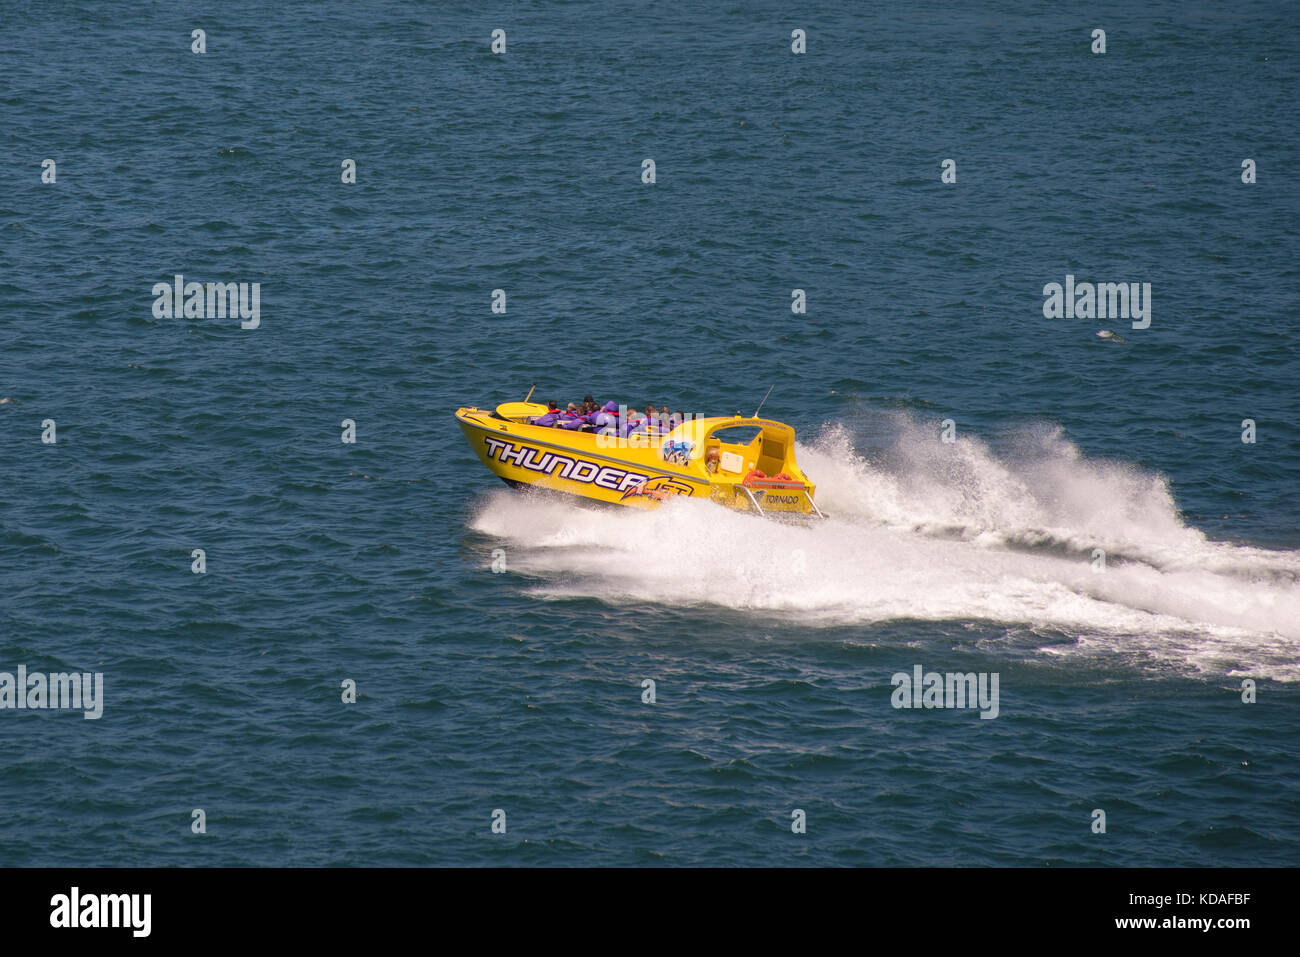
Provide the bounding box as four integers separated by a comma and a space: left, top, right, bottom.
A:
592, 400, 621, 434
705, 447, 721, 473
621, 407, 646, 437
557, 402, 586, 429
532, 400, 563, 427
572, 399, 598, 429
640, 405, 660, 434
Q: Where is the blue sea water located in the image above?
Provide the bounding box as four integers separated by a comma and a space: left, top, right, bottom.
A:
2, 1, 1298, 866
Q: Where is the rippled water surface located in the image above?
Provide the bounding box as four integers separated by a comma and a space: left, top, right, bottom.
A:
2, 1, 1298, 865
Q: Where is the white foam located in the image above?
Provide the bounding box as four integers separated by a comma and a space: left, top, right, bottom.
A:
468, 421, 1300, 682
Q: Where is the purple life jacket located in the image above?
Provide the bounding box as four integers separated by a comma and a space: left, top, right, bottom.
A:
557, 411, 586, 429
532, 410, 562, 427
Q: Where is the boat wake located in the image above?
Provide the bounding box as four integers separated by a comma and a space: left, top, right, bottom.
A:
467, 419, 1300, 682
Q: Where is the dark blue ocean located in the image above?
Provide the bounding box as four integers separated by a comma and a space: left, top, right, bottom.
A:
2, 1, 1298, 867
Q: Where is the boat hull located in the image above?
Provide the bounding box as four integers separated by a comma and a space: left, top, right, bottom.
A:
457, 409, 706, 509
455, 405, 823, 518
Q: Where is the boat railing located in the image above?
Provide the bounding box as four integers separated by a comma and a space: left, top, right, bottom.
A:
738, 485, 825, 520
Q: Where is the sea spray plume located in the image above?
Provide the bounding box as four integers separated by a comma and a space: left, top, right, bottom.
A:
798, 418, 1201, 559
467, 416, 1300, 680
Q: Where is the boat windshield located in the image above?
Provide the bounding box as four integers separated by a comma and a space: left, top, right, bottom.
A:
709, 426, 763, 446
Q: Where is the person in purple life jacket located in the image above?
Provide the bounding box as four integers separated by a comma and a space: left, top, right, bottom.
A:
557, 402, 586, 429
622, 406, 651, 437
571, 403, 598, 430
592, 400, 621, 434
639, 405, 660, 435
532, 399, 563, 427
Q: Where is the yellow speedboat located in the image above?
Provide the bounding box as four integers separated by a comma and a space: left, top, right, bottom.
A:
455, 401, 825, 519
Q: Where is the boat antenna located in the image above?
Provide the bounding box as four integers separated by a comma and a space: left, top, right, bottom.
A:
523, 383, 536, 404
752, 384, 775, 419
